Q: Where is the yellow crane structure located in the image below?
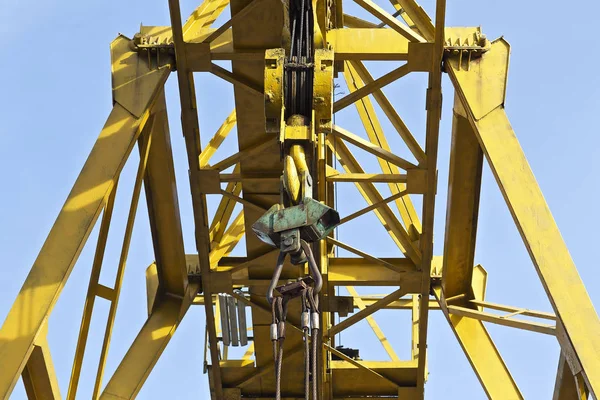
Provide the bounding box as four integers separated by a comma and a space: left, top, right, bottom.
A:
0, 0, 599, 399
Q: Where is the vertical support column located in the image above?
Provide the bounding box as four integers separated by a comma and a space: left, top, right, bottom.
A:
416, 0, 446, 394
411, 294, 419, 362
167, 0, 224, 397
142, 91, 188, 297
449, 38, 600, 397
441, 94, 483, 299
318, 129, 332, 400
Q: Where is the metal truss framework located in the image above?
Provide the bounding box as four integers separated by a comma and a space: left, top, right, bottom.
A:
0, 0, 599, 399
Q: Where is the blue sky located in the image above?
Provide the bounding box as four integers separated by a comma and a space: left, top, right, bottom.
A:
1, 0, 600, 399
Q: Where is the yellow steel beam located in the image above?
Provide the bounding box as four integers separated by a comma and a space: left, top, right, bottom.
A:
342, 14, 378, 28
199, 109, 237, 168
349, 60, 426, 165
210, 63, 264, 95
209, 165, 242, 245
327, 173, 407, 183
324, 344, 400, 388
433, 285, 523, 399
327, 237, 408, 274
220, 0, 283, 390
343, 62, 422, 236
22, 325, 61, 400
211, 136, 276, 171
189, 255, 421, 290
360, 296, 439, 310
329, 360, 418, 398
219, 173, 279, 184
142, 92, 189, 297
470, 299, 556, 321
201, 0, 267, 44
339, 190, 407, 225
411, 294, 420, 361
335, 64, 411, 112
193, 291, 440, 311
327, 126, 421, 265
330, 125, 417, 170
183, 0, 230, 40
553, 352, 589, 400
67, 180, 118, 400
329, 288, 407, 337
388, 0, 434, 41
168, 0, 224, 397
0, 50, 168, 396
352, 0, 425, 42
242, 342, 255, 361
328, 29, 409, 61
145, 263, 160, 315
441, 93, 483, 299
219, 189, 268, 212
100, 283, 200, 399
209, 210, 245, 266
219, 249, 278, 275
415, 0, 446, 393
446, 305, 556, 336
449, 38, 600, 397
346, 286, 400, 361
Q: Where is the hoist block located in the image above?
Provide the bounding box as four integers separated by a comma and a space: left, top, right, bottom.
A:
252, 197, 340, 248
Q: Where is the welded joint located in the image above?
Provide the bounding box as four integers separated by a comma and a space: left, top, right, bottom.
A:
406, 168, 430, 194
196, 169, 221, 194
186, 42, 213, 71
210, 271, 234, 294
326, 295, 354, 317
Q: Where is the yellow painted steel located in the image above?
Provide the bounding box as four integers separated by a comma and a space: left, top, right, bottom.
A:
209, 211, 245, 266
209, 165, 243, 245
554, 352, 582, 400
446, 305, 556, 336
67, 180, 118, 400
346, 287, 400, 361
327, 134, 421, 262
449, 38, 600, 397
0, 43, 169, 396
415, 0, 445, 392
22, 323, 61, 400
442, 92, 483, 300
433, 285, 523, 399
142, 91, 189, 297
388, 0, 434, 41
349, 60, 426, 164
1, 0, 599, 399
100, 284, 200, 399
200, 109, 237, 168
342, 62, 422, 237
94, 110, 155, 400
